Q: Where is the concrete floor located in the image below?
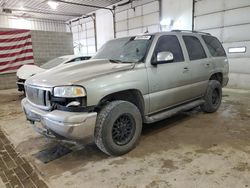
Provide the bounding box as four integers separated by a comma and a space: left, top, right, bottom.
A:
0, 88, 250, 188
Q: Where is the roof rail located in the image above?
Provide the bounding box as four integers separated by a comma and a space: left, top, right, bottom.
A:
171, 30, 211, 35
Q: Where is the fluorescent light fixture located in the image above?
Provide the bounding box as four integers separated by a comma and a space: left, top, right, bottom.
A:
228, 47, 246, 53
160, 18, 172, 26
47, 1, 59, 10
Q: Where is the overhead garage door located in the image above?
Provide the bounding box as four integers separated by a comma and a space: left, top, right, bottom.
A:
115, 0, 160, 38
70, 17, 96, 56
194, 0, 250, 89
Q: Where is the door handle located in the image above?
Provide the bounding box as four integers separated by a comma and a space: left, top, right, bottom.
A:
183, 67, 189, 73
204, 63, 210, 67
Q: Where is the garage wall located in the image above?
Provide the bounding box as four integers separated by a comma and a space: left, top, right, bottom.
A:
95, 9, 114, 49
115, 0, 160, 38
69, 17, 96, 56
69, 0, 160, 55
194, 0, 250, 89
0, 15, 67, 32
0, 29, 73, 90
31, 30, 73, 66
161, 0, 193, 30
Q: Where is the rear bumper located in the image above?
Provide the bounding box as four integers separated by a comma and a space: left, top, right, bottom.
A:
21, 98, 97, 141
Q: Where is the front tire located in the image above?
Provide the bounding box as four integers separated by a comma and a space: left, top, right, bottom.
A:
94, 100, 142, 156
201, 80, 222, 113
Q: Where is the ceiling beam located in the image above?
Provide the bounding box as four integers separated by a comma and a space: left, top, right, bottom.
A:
5, 8, 82, 17
55, 0, 113, 11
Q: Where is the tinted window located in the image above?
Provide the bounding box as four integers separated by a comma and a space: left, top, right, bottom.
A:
202, 35, 226, 57
153, 35, 184, 63
183, 36, 207, 61
81, 56, 91, 60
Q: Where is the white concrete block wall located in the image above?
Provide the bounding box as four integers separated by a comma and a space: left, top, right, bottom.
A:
31, 30, 74, 66
143, 1, 159, 14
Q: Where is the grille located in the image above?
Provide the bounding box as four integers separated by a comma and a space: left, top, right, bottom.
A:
25, 85, 51, 109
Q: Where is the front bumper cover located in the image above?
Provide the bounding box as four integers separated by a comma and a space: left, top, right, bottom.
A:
21, 98, 97, 141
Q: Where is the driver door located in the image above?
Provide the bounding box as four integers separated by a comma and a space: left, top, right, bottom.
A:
147, 35, 192, 113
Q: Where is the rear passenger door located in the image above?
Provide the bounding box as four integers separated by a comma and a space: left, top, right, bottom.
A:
182, 35, 212, 98
202, 35, 228, 85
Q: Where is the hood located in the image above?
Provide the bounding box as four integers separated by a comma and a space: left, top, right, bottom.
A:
25, 59, 135, 87
17, 65, 45, 80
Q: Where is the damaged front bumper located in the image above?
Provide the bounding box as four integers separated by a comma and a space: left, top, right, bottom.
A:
21, 98, 97, 141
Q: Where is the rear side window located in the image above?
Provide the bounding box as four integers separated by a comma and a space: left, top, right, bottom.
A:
202, 35, 226, 57
183, 36, 207, 61
153, 35, 184, 62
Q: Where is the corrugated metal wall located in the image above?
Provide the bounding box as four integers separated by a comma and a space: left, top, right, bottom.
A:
115, 0, 160, 38
0, 15, 67, 32
194, 0, 250, 89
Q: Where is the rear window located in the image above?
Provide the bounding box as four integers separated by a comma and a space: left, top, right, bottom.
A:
202, 35, 226, 57
183, 36, 207, 61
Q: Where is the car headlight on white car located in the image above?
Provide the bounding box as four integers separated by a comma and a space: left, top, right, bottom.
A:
53, 86, 86, 98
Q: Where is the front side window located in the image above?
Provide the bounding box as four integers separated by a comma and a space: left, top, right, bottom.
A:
92, 36, 153, 63
183, 36, 207, 61
202, 35, 226, 57
153, 35, 184, 63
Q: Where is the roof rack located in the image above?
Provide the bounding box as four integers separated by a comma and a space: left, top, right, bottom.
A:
171, 30, 211, 36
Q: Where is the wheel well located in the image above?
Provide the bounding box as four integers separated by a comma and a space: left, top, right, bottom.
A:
209, 72, 223, 84
96, 90, 145, 117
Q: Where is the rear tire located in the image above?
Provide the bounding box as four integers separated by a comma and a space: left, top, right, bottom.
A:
201, 80, 222, 113
94, 100, 142, 156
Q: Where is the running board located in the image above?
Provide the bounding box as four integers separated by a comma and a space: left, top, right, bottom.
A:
145, 99, 205, 124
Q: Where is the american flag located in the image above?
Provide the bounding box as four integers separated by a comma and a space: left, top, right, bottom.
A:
0, 29, 34, 74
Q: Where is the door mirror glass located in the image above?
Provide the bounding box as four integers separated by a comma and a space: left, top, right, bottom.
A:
155, 51, 174, 64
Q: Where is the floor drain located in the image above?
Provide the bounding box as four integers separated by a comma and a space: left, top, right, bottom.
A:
33, 144, 72, 163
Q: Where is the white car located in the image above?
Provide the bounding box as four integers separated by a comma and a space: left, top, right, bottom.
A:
16, 55, 91, 91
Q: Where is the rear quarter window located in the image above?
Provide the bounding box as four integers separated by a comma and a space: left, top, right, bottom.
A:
202, 35, 226, 57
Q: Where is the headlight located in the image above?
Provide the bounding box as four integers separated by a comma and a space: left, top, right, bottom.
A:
53, 86, 86, 98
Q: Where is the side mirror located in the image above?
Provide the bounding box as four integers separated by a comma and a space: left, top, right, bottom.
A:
152, 51, 174, 65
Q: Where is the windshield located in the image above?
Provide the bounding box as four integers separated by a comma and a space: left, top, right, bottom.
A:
92, 36, 153, 63
41, 57, 69, 69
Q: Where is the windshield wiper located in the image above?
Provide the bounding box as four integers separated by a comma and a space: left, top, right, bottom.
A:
109, 59, 123, 64
109, 59, 133, 64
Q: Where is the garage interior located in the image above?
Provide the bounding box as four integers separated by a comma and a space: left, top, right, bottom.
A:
0, 0, 250, 187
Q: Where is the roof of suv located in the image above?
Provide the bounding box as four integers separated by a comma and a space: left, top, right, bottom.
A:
148, 30, 211, 37
115, 30, 212, 41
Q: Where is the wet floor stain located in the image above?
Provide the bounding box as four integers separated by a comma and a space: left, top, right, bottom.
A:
161, 159, 178, 171
233, 162, 250, 172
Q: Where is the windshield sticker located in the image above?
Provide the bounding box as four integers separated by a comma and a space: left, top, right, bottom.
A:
134, 36, 151, 40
